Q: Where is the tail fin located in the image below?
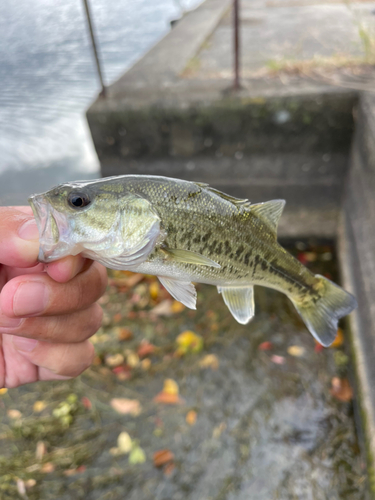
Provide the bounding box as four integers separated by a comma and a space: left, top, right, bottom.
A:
291, 275, 357, 347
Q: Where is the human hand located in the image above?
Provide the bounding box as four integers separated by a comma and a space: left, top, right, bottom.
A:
0, 207, 108, 388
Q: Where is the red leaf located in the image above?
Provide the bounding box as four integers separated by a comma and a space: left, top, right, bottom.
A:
81, 397, 92, 410
137, 340, 156, 358
153, 449, 174, 468
258, 341, 273, 351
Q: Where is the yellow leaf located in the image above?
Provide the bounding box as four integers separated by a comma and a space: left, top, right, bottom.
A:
199, 354, 219, 370
149, 281, 160, 299
126, 352, 140, 368
186, 410, 197, 426
129, 446, 146, 465
176, 331, 203, 354
287, 346, 305, 357
105, 353, 124, 367
171, 300, 185, 313
0, 388, 8, 395
163, 379, 179, 396
117, 432, 133, 454
33, 401, 47, 413
330, 328, 344, 348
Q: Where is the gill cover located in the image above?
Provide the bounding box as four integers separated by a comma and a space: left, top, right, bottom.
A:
81, 194, 161, 270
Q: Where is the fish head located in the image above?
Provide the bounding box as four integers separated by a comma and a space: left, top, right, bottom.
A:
29, 179, 161, 266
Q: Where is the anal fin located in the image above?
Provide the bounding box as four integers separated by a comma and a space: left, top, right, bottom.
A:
158, 276, 197, 309
218, 286, 255, 325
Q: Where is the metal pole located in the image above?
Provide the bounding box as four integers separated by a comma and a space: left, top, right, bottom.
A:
82, 0, 106, 97
233, 0, 240, 90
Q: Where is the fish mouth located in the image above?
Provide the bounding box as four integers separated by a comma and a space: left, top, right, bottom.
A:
28, 194, 72, 263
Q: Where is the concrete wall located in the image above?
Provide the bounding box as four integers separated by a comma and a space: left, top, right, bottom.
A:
339, 93, 375, 492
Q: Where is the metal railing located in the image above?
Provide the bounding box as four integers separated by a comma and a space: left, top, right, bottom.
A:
83, 0, 241, 97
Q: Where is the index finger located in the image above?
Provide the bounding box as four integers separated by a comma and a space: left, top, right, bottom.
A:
0, 207, 39, 268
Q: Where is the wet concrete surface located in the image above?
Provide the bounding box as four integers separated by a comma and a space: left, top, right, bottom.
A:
0, 242, 367, 499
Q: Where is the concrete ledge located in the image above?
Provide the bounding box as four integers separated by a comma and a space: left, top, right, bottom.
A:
338, 93, 375, 494
107, 0, 231, 93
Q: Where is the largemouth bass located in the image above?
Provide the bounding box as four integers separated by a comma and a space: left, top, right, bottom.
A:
29, 175, 357, 347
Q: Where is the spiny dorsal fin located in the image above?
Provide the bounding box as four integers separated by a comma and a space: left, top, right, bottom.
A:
250, 199, 286, 235
197, 184, 251, 209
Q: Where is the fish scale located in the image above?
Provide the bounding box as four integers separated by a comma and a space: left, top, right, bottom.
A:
29, 174, 357, 347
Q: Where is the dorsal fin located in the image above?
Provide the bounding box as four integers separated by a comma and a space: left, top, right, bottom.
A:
196, 183, 251, 209
251, 199, 286, 235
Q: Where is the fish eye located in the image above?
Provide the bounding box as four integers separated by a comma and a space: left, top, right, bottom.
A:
68, 191, 91, 209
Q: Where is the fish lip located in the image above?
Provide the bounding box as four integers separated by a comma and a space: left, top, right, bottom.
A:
28, 194, 71, 263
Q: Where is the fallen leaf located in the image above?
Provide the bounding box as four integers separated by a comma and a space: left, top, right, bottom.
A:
116, 327, 134, 341
141, 359, 151, 371
112, 365, 132, 381
113, 313, 123, 323
126, 352, 140, 368
36, 441, 47, 461
41, 462, 55, 474
154, 392, 182, 404
258, 341, 273, 351
64, 466, 86, 477
212, 422, 226, 438
16, 479, 26, 497
92, 355, 102, 366
149, 281, 160, 299
330, 377, 353, 402
270, 355, 286, 365
304, 252, 317, 262
330, 328, 344, 348
105, 353, 125, 367
25, 479, 36, 490
297, 253, 308, 265
129, 445, 146, 465
117, 432, 133, 454
110, 398, 142, 416
81, 397, 92, 410
33, 401, 47, 413
137, 340, 156, 358
153, 449, 174, 467
171, 300, 185, 313
7, 409, 22, 419
314, 343, 324, 353
287, 345, 305, 357
163, 379, 179, 396
154, 379, 183, 404
0, 388, 8, 395
199, 354, 219, 370
176, 330, 203, 354
186, 410, 197, 426
109, 447, 122, 456
151, 299, 173, 316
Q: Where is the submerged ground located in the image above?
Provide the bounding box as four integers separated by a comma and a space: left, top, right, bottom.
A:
0, 241, 367, 500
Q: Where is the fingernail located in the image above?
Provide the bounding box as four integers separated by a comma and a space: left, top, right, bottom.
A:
12, 336, 38, 352
13, 282, 48, 316
18, 219, 40, 241
0, 315, 22, 328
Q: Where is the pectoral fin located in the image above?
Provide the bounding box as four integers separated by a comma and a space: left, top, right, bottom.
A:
161, 247, 221, 268
218, 285, 255, 325
158, 276, 197, 309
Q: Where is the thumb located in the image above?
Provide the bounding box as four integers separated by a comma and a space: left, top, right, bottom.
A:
0, 207, 40, 268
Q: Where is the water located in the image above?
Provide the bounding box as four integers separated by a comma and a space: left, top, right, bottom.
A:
0, 0, 201, 204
